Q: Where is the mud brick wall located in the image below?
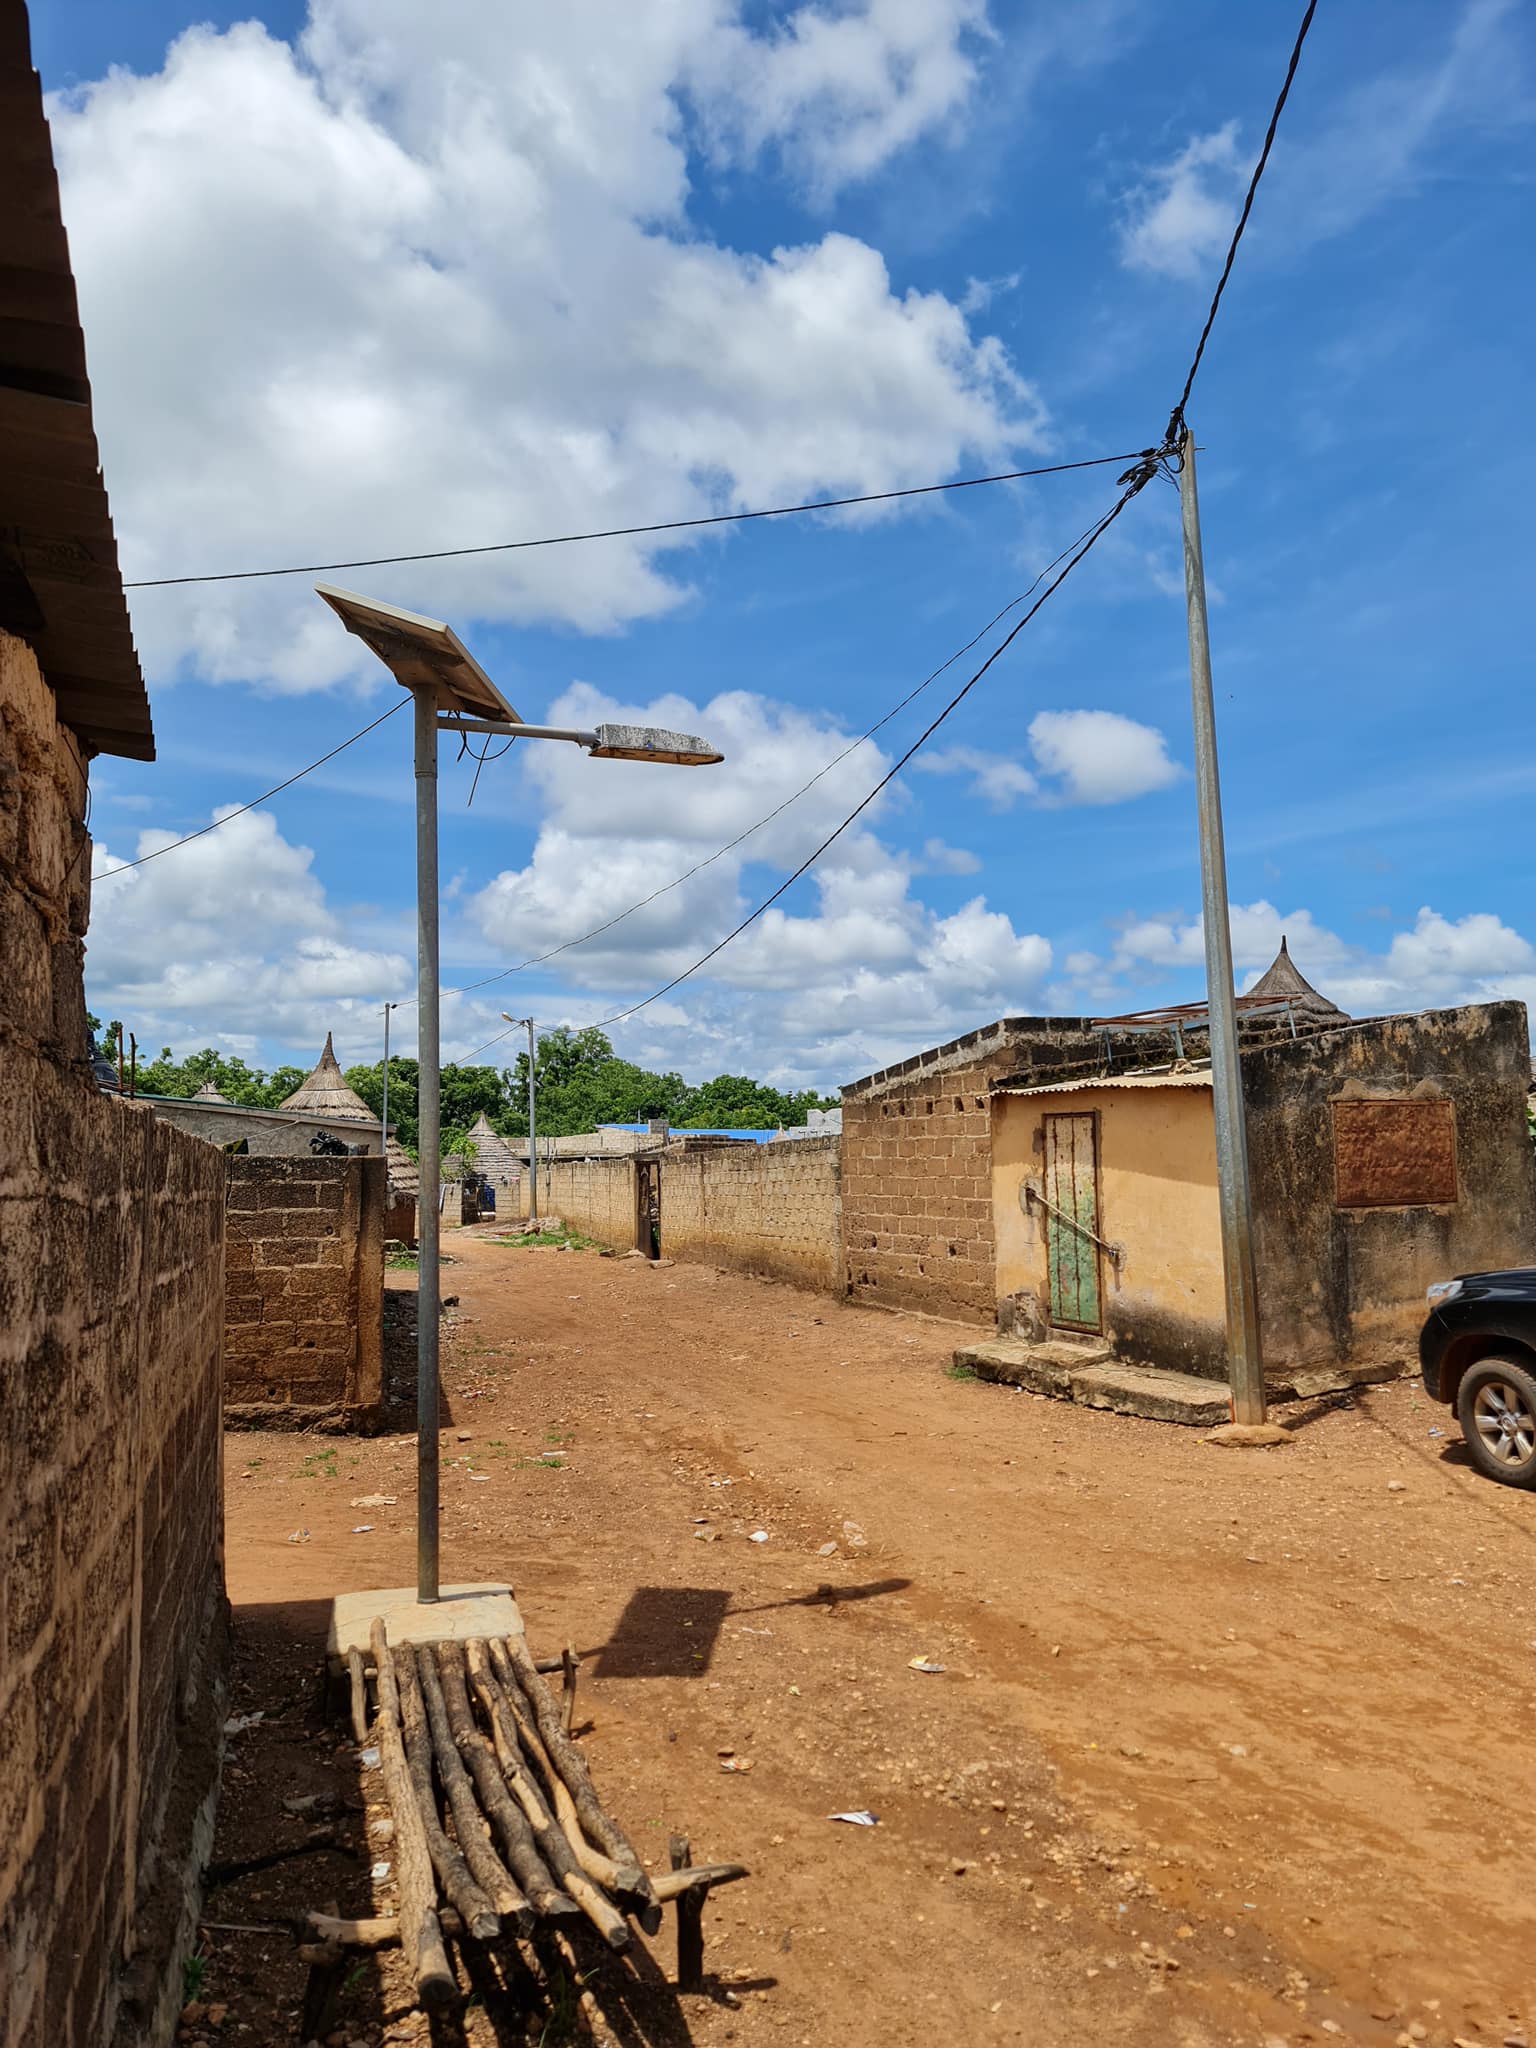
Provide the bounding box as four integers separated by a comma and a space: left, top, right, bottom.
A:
1, 627, 228, 2048
1245, 1002, 1536, 1374
527, 1153, 639, 1247
839, 1018, 1102, 1324
224, 1155, 386, 1424
658, 1137, 841, 1292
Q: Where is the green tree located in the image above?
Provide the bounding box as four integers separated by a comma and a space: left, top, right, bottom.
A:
676, 1073, 834, 1129
134, 1045, 304, 1107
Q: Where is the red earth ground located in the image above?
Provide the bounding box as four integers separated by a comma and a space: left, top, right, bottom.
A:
195, 1230, 1534, 2048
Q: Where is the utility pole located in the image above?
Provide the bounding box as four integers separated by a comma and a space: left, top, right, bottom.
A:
380, 1000, 394, 1153
527, 1017, 538, 1225
502, 1014, 537, 1223
1178, 427, 1267, 1426
412, 686, 442, 1601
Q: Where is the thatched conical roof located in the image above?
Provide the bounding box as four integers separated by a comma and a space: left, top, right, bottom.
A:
1247, 937, 1349, 1023
280, 1032, 375, 1119
282, 1032, 418, 1197
467, 1110, 521, 1183
193, 1079, 230, 1103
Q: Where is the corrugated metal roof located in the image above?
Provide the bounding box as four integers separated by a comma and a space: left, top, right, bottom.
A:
0, 3, 152, 759
995, 1069, 1213, 1100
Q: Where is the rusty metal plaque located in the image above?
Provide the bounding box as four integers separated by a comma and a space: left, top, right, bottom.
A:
1332, 1098, 1458, 1209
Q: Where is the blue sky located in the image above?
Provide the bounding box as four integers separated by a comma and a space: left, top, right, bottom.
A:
38, 0, 1536, 1089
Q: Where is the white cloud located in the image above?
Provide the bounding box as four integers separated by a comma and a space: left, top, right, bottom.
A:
919, 837, 982, 875
1118, 122, 1244, 280
916, 744, 1038, 810
1027, 708, 1183, 806
51, 1, 1043, 693
687, 0, 992, 199
1116, 1, 1531, 279
917, 710, 1182, 810
87, 808, 411, 1060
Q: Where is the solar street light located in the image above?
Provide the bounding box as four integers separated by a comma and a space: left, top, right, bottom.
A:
316, 584, 722, 1602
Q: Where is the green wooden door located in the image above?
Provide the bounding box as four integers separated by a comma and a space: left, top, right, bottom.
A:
1043, 1112, 1102, 1332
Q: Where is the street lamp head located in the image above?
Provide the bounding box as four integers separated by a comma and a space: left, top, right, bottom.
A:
315, 583, 522, 723
588, 722, 724, 767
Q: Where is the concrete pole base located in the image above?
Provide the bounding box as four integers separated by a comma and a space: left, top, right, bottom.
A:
1203, 1421, 1291, 1449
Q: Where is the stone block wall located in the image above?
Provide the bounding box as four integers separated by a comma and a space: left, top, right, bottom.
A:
224, 1154, 386, 1425
839, 1018, 1103, 1324
658, 1137, 841, 1292
1, 626, 228, 2048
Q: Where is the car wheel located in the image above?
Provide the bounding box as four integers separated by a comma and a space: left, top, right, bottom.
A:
1456, 1357, 1536, 1489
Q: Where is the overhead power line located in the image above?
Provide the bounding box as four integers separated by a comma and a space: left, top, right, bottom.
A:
458, 461, 1157, 1062
121, 452, 1152, 590
435, 508, 1115, 1022
92, 699, 408, 880
1162, 0, 1320, 450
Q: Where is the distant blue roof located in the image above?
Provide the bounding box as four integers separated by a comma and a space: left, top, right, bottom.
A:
597, 1123, 778, 1145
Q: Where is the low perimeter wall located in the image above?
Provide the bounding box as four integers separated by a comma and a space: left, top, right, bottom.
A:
224, 1155, 386, 1425
519, 1139, 843, 1294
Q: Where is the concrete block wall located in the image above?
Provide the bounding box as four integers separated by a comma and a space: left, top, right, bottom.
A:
1, 627, 228, 2048
659, 1137, 841, 1292
224, 1155, 386, 1424
512, 1140, 843, 1295
521, 1154, 638, 1247
839, 1018, 1102, 1324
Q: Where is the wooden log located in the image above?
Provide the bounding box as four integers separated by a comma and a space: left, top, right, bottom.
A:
431, 1643, 579, 1926
669, 1837, 705, 1993
346, 1646, 370, 1745
392, 1644, 502, 1941
366, 1621, 456, 2011
299, 1896, 346, 2042
560, 1644, 579, 1736
304, 1908, 464, 1951
462, 1641, 630, 1950
410, 1643, 534, 1934
650, 1862, 750, 1903
491, 1633, 656, 1913
482, 1639, 662, 1937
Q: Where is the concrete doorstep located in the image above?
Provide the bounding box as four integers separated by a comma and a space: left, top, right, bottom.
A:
953, 1336, 1406, 1426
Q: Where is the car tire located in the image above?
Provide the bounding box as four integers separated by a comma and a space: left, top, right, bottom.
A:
1456, 1357, 1536, 1489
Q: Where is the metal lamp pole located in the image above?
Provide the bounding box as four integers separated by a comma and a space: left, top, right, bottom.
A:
412, 688, 443, 1599
1177, 428, 1266, 1425
316, 581, 722, 1603
502, 1013, 537, 1223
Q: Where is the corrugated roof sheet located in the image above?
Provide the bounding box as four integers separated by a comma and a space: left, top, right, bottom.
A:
0, 2, 152, 758
995, 1069, 1213, 1100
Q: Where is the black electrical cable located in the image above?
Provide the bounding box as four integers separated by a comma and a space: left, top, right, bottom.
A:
453, 462, 1156, 1060
92, 698, 408, 879
120, 452, 1153, 590
1162, 0, 1320, 450
433, 507, 1115, 1016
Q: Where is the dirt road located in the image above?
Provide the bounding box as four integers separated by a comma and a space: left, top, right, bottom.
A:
213, 1234, 1534, 2048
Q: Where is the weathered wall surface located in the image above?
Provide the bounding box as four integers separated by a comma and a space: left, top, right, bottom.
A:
224, 1154, 385, 1424
992, 1081, 1228, 1374
840, 1018, 1104, 1324
513, 1140, 843, 1293
523, 1153, 638, 1246
1, 627, 228, 2048
657, 1137, 841, 1292
1246, 1003, 1536, 1373
146, 1096, 384, 1157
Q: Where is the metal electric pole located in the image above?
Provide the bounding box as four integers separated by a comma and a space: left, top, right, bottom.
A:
412, 685, 442, 1600
501, 1013, 538, 1223
380, 1000, 394, 1154
1178, 427, 1267, 1426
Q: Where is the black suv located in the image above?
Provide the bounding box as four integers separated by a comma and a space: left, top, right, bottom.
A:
1420, 1269, 1536, 1488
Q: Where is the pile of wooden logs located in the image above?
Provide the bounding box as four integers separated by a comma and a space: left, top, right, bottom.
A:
322, 1623, 746, 2013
